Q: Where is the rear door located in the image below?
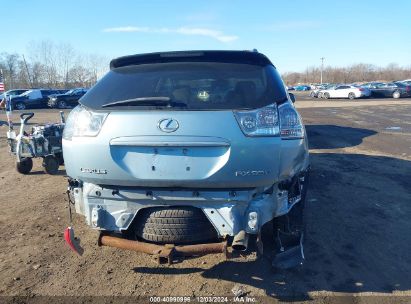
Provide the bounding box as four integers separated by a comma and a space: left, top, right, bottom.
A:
334, 85, 345, 98
371, 83, 384, 97
39, 90, 54, 107
68, 89, 85, 105
381, 83, 395, 97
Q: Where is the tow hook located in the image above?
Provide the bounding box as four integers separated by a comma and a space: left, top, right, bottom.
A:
64, 182, 84, 256
64, 226, 84, 256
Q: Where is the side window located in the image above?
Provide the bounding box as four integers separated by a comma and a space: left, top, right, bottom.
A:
336, 86, 349, 90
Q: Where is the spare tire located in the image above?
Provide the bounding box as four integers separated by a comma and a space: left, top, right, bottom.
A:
134, 206, 218, 245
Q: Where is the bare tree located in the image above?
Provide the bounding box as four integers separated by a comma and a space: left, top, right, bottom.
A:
0, 53, 19, 88
282, 63, 411, 85
57, 43, 75, 87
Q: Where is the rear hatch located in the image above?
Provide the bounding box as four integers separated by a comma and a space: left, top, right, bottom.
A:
64, 51, 289, 188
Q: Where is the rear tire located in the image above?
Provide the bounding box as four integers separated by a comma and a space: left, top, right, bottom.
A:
55, 152, 64, 165
323, 92, 330, 99
43, 155, 59, 175
57, 100, 67, 109
15, 102, 26, 110
348, 92, 356, 100
16, 158, 33, 174
134, 206, 218, 244
393, 91, 401, 99
309, 91, 315, 98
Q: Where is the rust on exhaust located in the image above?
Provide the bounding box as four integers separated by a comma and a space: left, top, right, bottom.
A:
98, 234, 227, 264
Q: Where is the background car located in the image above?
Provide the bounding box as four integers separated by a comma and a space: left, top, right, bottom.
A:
360, 82, 385, 89
310, 84, 333, 98
48, 88, 88, 108
10, 89, 60, 110
397, 80, 411, 86
0, 89, 28, 100
321, 84, 371, 100
369, 82, 411, 98
294, 85, 311, 91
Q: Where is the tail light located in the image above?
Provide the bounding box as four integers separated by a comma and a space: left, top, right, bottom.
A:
406, 86, 410, 92
234, 102, 304, 139
63, 106, 108, 140
234, 104, 279, 136
278, 102, 304, 139
359, 88, 365, 91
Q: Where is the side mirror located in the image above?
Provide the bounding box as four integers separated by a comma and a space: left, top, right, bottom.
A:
289, 93, 296, 103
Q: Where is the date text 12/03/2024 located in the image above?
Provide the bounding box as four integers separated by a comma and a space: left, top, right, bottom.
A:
149, 296, 257, 303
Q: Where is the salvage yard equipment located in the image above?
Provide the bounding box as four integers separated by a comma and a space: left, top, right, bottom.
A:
7, 112, 65, 174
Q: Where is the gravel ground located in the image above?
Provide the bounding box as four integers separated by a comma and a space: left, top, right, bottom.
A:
0, 96, 410, 303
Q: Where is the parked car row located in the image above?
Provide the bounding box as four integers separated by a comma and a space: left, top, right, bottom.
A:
0, 88, 88, 110
303, 80, 410, 100
359, 82, 410, 99
288, 85, 311, 91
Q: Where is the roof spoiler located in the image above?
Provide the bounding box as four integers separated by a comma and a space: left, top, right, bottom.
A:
110, 50, 274, 69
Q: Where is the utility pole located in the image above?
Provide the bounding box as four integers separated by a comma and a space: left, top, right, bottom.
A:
320, 57, 325, 84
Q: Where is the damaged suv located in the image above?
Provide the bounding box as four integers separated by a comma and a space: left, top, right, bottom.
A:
63, 50, 309, 267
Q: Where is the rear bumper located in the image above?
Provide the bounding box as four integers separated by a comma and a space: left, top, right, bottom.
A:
71, 174, 307, 237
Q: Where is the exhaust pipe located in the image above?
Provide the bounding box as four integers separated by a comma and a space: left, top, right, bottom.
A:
98, 234, 227, 264
232, 230, 249, 251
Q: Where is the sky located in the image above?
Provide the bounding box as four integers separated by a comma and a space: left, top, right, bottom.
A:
2, 0, 411, 73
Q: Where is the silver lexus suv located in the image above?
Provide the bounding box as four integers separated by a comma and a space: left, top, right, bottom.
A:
63, 50, 309, 267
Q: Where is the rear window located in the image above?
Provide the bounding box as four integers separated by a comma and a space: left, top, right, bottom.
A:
81, 62, 287, 110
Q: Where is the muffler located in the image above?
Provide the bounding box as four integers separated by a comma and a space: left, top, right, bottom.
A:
232, 230, 249, 251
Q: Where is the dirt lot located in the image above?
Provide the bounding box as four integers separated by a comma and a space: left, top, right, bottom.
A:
0, 96, 410, 303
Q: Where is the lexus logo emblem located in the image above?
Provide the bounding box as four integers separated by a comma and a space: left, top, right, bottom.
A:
158, 118, 179, 132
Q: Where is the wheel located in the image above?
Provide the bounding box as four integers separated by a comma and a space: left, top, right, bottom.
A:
134, 206, 218, 244
323, 92, 330, 99
348, 92, 356, 100
55, 152, 64, 165
57, 100, 67, 109
309, 91, 315, 98
393, 91, 401, 99
16, 158, 33, 174
43, 155, 59, 175
273, 171, 309, 245
15, 102, 26, 110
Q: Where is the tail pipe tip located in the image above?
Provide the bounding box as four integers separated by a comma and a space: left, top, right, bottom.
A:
232, 230, 249, 252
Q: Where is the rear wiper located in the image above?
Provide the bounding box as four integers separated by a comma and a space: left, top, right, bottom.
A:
102, 97, 187, 108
